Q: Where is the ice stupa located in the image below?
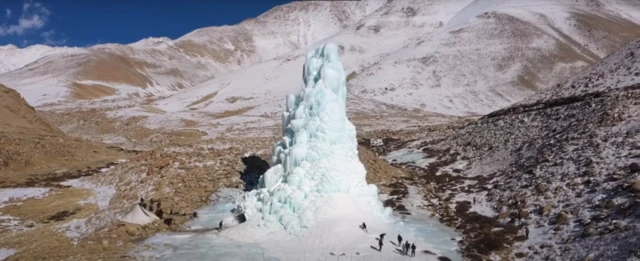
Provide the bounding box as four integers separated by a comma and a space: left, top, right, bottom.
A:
228, 43, 391, 236
136, 43, 463, 261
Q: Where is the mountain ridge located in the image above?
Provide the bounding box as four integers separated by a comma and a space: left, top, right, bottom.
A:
0, 0, 639, 137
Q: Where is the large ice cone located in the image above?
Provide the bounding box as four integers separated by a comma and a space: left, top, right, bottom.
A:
232, 43, 390, 236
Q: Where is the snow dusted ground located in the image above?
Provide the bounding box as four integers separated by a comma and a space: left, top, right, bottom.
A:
58, 177, 119, 241
0, 188, 51, 260
61, 176, 116, 210
0, 188, 50, 208
0, 188, 51, 232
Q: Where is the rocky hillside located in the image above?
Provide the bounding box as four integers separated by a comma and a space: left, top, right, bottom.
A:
363, 37, 640, 260
0, 84, 61, 135
0, 84, 125, 183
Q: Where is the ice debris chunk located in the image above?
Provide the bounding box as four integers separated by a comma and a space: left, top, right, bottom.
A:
232, 43, 391, 235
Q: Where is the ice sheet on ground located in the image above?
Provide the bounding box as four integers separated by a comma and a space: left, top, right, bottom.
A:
385, 148, 425, 164
0, 188, 50, 208
0, 248, 16, 261
395, 187, 461, 255
138, 187, 461, 261
385, 148, 440, 168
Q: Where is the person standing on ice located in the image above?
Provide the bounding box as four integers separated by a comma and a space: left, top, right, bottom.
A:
360, 222, 368, 232
397, 234, 403, 246
404, 242, 409, 255
405, 241, 411, 255
411, 243, 416, 257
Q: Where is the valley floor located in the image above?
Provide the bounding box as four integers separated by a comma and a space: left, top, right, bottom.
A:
0, 108, 445, 261
2, 76, 638, 261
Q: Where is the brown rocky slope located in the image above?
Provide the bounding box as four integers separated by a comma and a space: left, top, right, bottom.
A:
0, 83, 127, 186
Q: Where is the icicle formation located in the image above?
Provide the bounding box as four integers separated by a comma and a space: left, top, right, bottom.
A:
234, 43, 386, 235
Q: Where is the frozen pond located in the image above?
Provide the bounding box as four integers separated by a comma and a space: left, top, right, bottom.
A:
136, 188, 462, 261
385, 149, 441, 168
385, 149, 426, 164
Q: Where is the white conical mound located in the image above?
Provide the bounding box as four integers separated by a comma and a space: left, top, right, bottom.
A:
119, 204, 159, 225
232, 43, 391, 236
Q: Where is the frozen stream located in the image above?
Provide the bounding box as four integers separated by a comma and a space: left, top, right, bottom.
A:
136, 188, 462, 261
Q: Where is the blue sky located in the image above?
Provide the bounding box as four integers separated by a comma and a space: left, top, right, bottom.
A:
0, 0, 293, 47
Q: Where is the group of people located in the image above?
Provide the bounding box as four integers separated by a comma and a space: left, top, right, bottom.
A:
140, 197, 164, 218
361, 222, 416, 257
396, 234, 417, 257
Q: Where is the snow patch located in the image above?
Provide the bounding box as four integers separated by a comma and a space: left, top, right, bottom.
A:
0, 248, 16, 261
0, 188, 50, 208
385, 148, 425, 164
61, 178, 115, 209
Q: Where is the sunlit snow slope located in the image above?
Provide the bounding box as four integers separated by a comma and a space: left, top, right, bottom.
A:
150, 0, 640, 122
0, 0, 386, 107
1, 0, 640, 126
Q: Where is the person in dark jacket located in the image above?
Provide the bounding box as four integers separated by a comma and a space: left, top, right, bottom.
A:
155, 208, 164, 219
404, 241, 410, 255
411, 243, 416, 257
378, 238, 383, 251
379, 233, 386, 241
164, 218, 174, 227
360, 222, 368, 232
397, 234, 403, 246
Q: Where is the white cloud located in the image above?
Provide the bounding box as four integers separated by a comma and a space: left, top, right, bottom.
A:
0, 1, 51, 36
5, 8, 11, 19
41, 29, 66, 46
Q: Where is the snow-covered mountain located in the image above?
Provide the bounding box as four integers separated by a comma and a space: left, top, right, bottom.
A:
1, 0, 639, 133
0, 0, 386, 107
